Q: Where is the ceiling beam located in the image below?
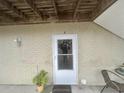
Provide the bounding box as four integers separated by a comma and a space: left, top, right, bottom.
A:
51, 0, 59, 20
0, 0, 27, 19
91, 0, 118, 20
24, 0, 43, 19
73, 0, 82, 20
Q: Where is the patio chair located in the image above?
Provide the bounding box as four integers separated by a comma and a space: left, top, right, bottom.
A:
101, 70, 124, 93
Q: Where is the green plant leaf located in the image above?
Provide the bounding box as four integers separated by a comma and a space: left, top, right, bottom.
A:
33, 70, 48, 85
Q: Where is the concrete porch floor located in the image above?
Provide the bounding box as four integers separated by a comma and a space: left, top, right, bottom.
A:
0, 85, 121, 93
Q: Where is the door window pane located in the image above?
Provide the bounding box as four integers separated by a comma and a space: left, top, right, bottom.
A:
58, 39, 72, 54
58, 55, 73, 70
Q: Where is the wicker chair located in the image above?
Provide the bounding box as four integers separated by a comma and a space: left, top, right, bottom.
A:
101, 70, 124, 93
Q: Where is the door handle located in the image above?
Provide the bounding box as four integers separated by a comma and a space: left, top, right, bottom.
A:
54, 56, 56, 60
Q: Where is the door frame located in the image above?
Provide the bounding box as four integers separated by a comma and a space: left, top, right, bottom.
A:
52, 34, 78, 85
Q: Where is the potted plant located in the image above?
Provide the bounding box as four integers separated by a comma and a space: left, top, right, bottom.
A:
33, 70, 48, 93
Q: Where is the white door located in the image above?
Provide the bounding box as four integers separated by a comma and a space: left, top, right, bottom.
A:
53, 34, 78, 85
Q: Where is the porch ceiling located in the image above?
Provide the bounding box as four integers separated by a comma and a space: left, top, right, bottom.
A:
0, 0, 117, 25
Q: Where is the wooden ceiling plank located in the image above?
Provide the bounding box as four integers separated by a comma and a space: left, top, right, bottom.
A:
51, 0, 59, 20
91, 0, 118, 20
24, 0, 43, 19
73, 0, 82, 20
77, 9, 92, 12
0, 10, 15, 22
0, 0, 27, 19
79, 5, 96, 9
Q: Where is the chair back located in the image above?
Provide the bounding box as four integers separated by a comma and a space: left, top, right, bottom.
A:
102, 70, 111, 84
101, 70, 117, 89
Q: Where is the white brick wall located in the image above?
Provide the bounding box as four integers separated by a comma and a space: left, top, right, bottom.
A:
0, 22, 124, 85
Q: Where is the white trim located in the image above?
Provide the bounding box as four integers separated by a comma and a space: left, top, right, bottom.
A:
52, 34, 78, 85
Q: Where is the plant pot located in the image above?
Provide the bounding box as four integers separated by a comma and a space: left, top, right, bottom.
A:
36, 85, 44, 93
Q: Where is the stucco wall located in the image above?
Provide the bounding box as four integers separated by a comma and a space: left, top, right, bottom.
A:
95, 0, 124, 39
0, 22, 124, 85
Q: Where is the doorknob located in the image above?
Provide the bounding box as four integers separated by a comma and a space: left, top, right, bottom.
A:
54, 56, 56, 60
